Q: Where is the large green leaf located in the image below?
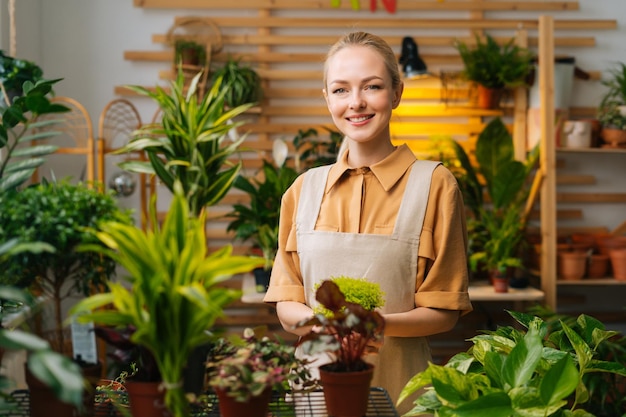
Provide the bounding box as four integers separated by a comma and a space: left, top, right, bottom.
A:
539, 354, 578, 406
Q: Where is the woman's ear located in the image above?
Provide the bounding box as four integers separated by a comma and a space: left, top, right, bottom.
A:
323, 88, 330, 107
392, 82, 404, 109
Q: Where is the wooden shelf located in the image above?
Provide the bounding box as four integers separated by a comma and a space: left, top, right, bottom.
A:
468, 281, 545, 302
557, 147, 626, 154
557, 278, 626, 285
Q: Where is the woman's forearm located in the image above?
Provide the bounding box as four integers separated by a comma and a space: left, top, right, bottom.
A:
276, 301, 316, 336
382, 307, 459, 338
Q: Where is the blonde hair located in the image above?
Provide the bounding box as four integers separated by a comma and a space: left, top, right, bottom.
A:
323, 32, 401, 90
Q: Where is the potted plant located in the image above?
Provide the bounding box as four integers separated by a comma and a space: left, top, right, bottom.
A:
226, 143, 299, 292
295, 280, 385, 417
398, 310, 626, 416
0, 286, 85, 414
0, 78, 69, 192
117, 68, 255, 217
205, 326, 314, 417
312, 276, 385, 316
69, 182, 265, 417
0, 180, 133, 355
174, 39, 206, 67
454, 33, 533, 108
430, 118, 539, 288
210, 57, 263, 108
597, 62, 626, 147
291, 127, 343, 173
0, 50, 45, 104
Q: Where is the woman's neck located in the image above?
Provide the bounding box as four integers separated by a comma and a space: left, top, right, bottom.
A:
346, 141, 396, 168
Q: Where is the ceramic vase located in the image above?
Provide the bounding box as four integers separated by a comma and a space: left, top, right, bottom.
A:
318, 363, 374, 417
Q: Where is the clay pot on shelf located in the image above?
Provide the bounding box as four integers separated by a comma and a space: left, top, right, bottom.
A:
587, 254, 610, 278
609, 248, 626, 281
596, 236, 626, 256
601, 127, 626, 148
558, 251, 587, 281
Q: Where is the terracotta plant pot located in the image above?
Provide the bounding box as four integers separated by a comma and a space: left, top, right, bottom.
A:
601, 127, 626, 148
587, 254, 609, 278
609, 248, 626, 281
215, 387, 272, 417
125, 380, 170, 417
319, 363, 374, 417
558, 252, 587, 281
475, 84, 504, 109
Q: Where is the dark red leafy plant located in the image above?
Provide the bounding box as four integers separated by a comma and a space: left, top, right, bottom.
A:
295, 280, 385, 373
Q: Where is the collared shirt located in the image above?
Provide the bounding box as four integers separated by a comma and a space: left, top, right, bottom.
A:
264, 144, 472, 314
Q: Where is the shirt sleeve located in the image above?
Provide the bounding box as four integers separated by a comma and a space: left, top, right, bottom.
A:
414, 165, 473, 315
263, 175, 306, 303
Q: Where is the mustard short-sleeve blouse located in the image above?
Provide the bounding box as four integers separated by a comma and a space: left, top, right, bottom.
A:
264, 144, 472, 315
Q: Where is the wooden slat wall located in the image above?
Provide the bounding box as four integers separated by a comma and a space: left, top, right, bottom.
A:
123, 1, 614, 256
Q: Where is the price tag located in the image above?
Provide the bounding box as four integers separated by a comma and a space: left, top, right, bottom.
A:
70, 316, 98, 365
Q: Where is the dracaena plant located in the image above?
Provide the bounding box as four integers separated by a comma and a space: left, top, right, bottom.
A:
398, 310, 626, 417
69, 181, 264, 417
295, 280, 385, 373
117, 69, 254, 217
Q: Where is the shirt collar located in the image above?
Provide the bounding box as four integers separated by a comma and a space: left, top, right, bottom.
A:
326, 143, 416, 192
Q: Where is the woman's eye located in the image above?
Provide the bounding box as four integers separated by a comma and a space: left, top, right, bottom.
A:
366, 84, 382, 91
332, 88, 347, 94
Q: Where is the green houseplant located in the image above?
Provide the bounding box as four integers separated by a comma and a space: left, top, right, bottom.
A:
0, 180, 133, 355
455, 33, 533, 108
0, 78, 68, 192
69, 182, 264, 417
226, 156, 298, 278
118, 69, 255, 217
0, 51, 45, 103
210, 57, 263, 108
597, 63, 626, 147
398, 310, 626, 417
295, 280, 385, 417
205, 326, 314, 416
430, 118, 539, 285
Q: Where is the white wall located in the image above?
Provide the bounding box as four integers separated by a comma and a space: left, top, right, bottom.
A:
2, 1, 626, 226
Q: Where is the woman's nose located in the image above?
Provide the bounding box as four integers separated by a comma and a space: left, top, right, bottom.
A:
349, 92, 366, 109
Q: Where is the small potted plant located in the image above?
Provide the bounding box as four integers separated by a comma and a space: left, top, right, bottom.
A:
597, 62, 626, 144
454, 33, 533, 108
295, 280, 385, 417
174, 39, 206, 67
205, 326, 314, 417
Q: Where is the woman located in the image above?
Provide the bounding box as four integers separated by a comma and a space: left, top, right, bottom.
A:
263, 31, 472, 413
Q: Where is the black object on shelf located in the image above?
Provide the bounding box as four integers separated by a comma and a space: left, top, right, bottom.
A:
2, 387, 399, 417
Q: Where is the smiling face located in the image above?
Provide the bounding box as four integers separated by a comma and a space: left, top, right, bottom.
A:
323, 44, 403, 149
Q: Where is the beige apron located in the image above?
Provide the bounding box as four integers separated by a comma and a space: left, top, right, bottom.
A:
296, 159, 440, 414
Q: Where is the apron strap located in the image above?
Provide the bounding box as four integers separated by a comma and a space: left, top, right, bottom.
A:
297, 164, 333, 232
392, 160, 441, 241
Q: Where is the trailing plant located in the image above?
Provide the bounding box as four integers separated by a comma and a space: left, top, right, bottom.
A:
205, 326, 314, 402
455, 33, 533, 90
398, 310, 626, 416
69, 182, 265, 417
313, 276, 385, 316
210, 57, 262, 108
295, 280, 385, 373
118, 69, 254, 217
0, 78, 68, 192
